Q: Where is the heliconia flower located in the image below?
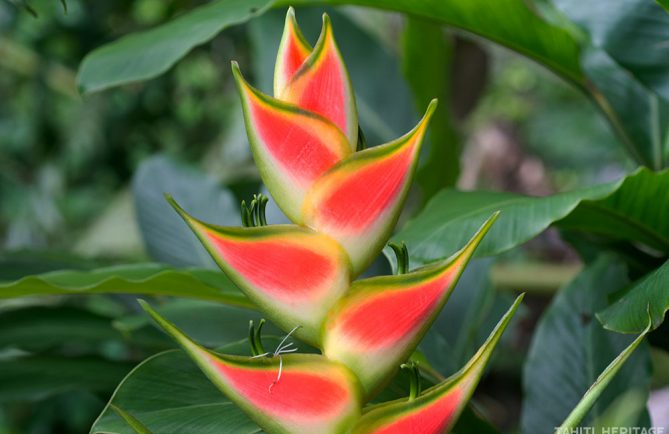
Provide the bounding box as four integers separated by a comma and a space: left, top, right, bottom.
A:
302, 100, 437, 276
350, 293, 524, 434
139, 300, 363, 434
274, 7, 312, 97
166, 196, 351, 347
322, 213, 497, 396
277, 13, 358, 145
232, 62, 352, 224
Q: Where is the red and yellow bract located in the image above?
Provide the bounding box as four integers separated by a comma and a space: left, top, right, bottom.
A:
274, 7, 312, 96
350, 295, 523, 434
153, 8, 519, 434
278, 14, 357, 145
140, 301, 362, 434
323, 214, 497, 396
302, 100, 436, 275
168, 196, 351, 346
233, 63, 351, 223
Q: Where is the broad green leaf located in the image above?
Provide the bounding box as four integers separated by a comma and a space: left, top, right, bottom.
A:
552, 0, 669, 105
77, 0, 273, 93
386, 168, 669, 269
0, 355, 134, 402
580, 47, 669, 169
549, 0, 669, 168
558, 325, 650, 430
0, 263, 252, 308
598, 258, 669, 333
557, 169, 669, 253
285, 0, 583, 85
522, 256, 651, 434
133, 155, 239, 268
401, 17, 460, 195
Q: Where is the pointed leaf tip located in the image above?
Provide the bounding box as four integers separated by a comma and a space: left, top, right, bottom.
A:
279, 11, 358, 144
166, 197, 351, 346
351, 294, 523, 434
302, 102, 437, 275
274, 7, 312, 96
233, 63, 352, 223
323, 216, 497, 396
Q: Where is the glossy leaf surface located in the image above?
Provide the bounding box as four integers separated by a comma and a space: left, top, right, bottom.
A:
522, 257, 651, 433
387, 168, 669, 269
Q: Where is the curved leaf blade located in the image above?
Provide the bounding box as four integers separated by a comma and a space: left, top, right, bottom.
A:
558, 325, 650, 431
387, 168, 669, 269
77, 0, 272, 93
0, 263, 252, 308
522, 256, 651, 434
598, 257, 669, 333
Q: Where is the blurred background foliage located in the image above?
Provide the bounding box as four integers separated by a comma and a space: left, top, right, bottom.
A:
0, 0, 631, 254
0, 0, 665, 433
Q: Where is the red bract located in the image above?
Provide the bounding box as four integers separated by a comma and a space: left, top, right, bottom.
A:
350, 295, 524, 434
140, 301, 362, 434
154, 8, 520, 434
168, 196, 350, 347
322, 214, 498, 396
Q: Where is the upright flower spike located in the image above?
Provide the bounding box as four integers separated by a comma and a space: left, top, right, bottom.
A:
302, 100, 437, 276
274, 7, 312, 97
232, 62, 352, 223
350, 294, 524, 434
139, 301, 363, 434
166, 196, 351, 347
279, 14, 358, 145
322, 214, 498, 396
